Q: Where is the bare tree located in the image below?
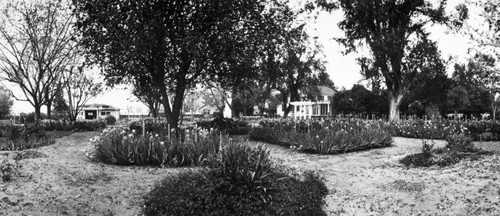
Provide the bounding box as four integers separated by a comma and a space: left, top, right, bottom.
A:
64, 65, 102, 121
0, 0, 76, 122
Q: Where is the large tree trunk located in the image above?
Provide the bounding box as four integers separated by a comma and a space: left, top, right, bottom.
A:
46, 100, 52, 119
34, 104, 42, 123
388, 92, 404, 121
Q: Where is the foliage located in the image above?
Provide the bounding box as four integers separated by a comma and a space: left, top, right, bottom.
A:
64, 66, 103, 121
42, 120, 105, 132
250, 119, 393, 154
129, 120, 171, 137
196, 117, 249, 133
104, 115, 116, 125
385, 119, 500, 141
142, 166, 327, 216
73, 0, 294, 129
0, 160, 18, 182
386, 119, 465, 140
331, 85, 388, 116
400, 134, 492, 167
445, 133, 475, 153
0, 0, 77, 122
0, 95, 13, 119
318, 0, 457, 121
19, 112, 47, 124
206, 144, 272, 186
91, 127, 221, 166
0, 125, 56, 151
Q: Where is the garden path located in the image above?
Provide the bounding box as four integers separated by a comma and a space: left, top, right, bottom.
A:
0, 132, 185, 216
244, 137, 500, 216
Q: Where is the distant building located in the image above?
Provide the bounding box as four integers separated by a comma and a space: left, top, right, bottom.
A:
281, 86, 335, 119
77, 103, 120, 120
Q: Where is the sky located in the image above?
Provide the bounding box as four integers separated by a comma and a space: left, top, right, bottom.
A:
7, 1, 473, 115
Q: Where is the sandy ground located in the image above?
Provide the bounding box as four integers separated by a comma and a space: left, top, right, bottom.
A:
0, 132, 185, 216
1, 133, 499, 215
247, 137, 500, 216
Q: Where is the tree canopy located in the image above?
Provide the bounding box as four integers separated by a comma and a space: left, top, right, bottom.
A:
318, 0, 461, 121
73, 0, 297, 127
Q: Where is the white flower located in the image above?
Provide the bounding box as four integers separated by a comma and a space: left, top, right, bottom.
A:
155, 134, 159, 138
160, 141, 165, 146
132, 129, 136, 134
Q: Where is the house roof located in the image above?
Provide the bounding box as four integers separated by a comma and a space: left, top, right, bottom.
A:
317, 86, 336, 96
83, 103, 120, 110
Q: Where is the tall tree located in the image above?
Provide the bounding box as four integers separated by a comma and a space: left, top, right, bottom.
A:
73, 0, 289, 128
0, 0, 77, 122
318, 0, 460, 121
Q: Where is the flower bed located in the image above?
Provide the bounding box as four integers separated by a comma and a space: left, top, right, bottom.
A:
384, 119, 500, 141
250, 119, 393, 154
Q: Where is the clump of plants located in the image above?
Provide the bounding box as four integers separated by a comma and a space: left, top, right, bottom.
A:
142, 144, 328, 216
0, 125, 56, 151
196, 117, 251, 135
250, 120, 393, 154
0, 159, 18, 182
104, 115, 117, 125
42, 119, 106, 131
91, 127, 221, 166
400, 133, 492, 167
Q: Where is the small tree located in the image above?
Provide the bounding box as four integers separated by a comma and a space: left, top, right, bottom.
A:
52, 83, 69, 117
0, 94, 13, 119
447, 85, 470, 116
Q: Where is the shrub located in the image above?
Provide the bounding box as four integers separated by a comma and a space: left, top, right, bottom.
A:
445, 133, 475, 152
0, 125, 56, 151
143, 166, 327, 216
72, 120, 106, 131
399, 140, 434, 167
105, 115, 117, 125
129, 120, 170, 137
0, 160, 17, 182
19, 112, 47, 124
400, 134, 492, 167
92, 127, 221, 166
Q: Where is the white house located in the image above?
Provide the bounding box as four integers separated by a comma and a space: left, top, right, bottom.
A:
77, 103, 120, 120
285, 86, 335, 119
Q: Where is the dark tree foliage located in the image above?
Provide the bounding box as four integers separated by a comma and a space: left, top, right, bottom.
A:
318, 0, 460, 121
331, 84, 388, 116
73, 0, 286, 128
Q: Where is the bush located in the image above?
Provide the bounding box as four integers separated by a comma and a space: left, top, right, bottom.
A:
143, 161, 327, 216
0, 125, 55, 151
196, 117, 249, 132
40, 120, 106, 132
445, 133, 475, 152
19, 112, 47, 124
400, 134, 492, 167
92, 127, 221, 166
129, 120, 170, 137
0, 160, 18, 182
105, 115, 117, 125
72, 120, 106, 131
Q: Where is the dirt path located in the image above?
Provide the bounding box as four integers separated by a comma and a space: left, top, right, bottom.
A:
0, 132, 185, 216
1, 133, 499, 215
246, 137, 500, 216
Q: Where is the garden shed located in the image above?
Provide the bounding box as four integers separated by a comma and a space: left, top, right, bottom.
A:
77, 103, 120, 120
